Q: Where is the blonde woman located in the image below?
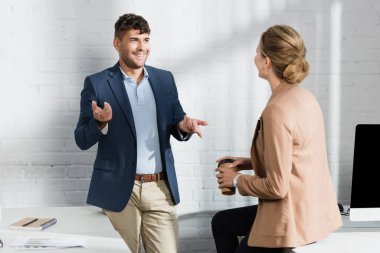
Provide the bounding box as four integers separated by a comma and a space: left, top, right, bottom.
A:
213, 25, 342, 253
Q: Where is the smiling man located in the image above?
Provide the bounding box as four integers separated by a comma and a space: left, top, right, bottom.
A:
74, 13, 207, 253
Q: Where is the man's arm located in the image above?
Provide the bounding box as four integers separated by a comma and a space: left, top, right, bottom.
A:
174, 122, 193, 141
74, 77, 103, 150
167, 71, 208, 140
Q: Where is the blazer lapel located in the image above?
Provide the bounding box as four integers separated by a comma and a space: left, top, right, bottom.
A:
107, 63, 137, 140
251, 117, 266, 177
146, 66, 165, 136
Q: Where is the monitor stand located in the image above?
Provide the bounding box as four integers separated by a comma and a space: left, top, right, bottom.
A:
343, 206, 380, 228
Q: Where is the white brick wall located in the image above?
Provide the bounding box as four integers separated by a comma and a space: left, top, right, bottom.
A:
1, 0, 380, 251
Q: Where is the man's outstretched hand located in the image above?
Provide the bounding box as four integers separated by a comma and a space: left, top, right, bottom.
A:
92, 101, 112, 129
179, 115, 208, 138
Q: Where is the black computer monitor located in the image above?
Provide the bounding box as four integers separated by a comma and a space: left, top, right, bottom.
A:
350, 124, 380, 221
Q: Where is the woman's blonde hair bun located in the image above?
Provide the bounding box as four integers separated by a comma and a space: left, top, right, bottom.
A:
260, 25, 309, 84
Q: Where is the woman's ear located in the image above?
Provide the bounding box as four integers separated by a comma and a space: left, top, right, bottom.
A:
264, 56, 271, 68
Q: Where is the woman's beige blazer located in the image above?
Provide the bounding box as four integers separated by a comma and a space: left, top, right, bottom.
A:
237, 83, 342, 247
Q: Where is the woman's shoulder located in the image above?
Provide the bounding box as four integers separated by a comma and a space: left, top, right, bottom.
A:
263, 85, 319, 124
274, 84, 317, 104
285, 84, 312, 96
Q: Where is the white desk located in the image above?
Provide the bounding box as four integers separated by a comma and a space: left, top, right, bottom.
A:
0, 206, 130, 253
293, 215, 380, 253
1, 207, 380, 253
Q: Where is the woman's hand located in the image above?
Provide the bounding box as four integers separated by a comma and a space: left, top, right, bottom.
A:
215, 156, 253, 171
216, 167, 237, 188
214, 156, 251, 188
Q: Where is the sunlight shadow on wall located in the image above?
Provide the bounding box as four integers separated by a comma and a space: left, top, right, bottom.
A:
328, 1, 342, 192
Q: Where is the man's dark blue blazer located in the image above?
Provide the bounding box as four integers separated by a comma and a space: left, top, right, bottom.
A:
74, 63, 190, 212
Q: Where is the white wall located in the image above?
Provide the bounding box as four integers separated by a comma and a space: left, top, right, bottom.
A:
1, 0, 380, 234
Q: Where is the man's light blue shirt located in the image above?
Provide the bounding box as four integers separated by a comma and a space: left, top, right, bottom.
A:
120, 67, 163, 174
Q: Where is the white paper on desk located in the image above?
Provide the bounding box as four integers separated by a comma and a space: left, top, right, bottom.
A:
11, 236, 87, 250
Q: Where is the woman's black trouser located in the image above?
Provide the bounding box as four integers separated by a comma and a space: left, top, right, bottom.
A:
211, 205, 292, 253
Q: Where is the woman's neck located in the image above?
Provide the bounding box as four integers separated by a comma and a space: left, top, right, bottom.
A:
268, 75, 284, 93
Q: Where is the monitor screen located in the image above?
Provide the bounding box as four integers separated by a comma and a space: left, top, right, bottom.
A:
350, 124, 380, 221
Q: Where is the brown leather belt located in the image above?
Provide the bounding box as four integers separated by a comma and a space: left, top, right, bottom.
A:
135, 172, 166, 183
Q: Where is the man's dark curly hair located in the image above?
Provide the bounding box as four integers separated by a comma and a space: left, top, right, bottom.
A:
114, 13, 151, 39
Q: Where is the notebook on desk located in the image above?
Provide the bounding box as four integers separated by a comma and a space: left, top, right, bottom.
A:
9, 217, 57, 231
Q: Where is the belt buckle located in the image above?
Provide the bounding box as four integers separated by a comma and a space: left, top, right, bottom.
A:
140, 174, 145, 183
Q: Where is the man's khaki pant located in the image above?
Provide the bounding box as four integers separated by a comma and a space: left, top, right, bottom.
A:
104, 180, 178, 253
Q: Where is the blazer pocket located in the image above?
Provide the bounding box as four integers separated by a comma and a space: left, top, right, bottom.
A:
257, 198, 289, 237
94, 158, 116, 171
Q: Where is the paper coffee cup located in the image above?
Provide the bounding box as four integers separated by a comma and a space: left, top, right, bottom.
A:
217, 159, 236, 195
